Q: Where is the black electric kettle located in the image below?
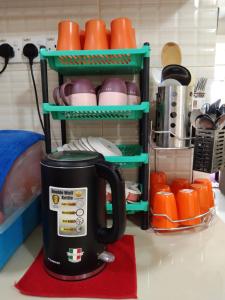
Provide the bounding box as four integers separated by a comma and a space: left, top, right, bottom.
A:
41, 151, 126, 280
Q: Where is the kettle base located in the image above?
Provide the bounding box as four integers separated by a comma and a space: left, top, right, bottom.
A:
45, 263, 106, 281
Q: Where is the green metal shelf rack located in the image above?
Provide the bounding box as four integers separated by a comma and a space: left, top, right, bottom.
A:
42, 102, 149, 120
40, 43, 150, 229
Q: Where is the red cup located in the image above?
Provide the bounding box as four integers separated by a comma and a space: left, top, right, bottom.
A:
150, 171, 167, 201
151, 184, 171, 208
176, 189, 201, 226
194, 178, 214, 208
190, 183, 210, 214
57, 20, 81, 50
110, 17, 135, 49
84, 19, 109, 50
170, 178, 190, 195
152, 191, 178, 229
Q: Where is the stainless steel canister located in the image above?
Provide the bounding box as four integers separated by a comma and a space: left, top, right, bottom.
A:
155, 85, 191, 148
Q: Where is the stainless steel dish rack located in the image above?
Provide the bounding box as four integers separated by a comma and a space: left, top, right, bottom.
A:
193, 129, 225, 173
151, 207, 215, 233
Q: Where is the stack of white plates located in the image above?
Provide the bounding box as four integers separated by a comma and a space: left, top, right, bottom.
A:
57, 137, 122, 157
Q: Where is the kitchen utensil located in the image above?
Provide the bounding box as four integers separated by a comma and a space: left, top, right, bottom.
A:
176, 189, 201, 226
190, 109, 202, 128
161, 42, 182, 67
41, 151, 126, 280
57, 20, 81, 50
99, 78, 127, 106
200, 103, 210, 114
84, 19, 109, 50
87, 137, 122, 156
190, 183, 210, 214
219, 104, 225, 115
110, 17, 135, 49
194, 178, 214, 208
60, 79, 97, 106
152, 191, 178, 229
159, 78, 182, 87
215, 113, 225, 129
156, 86, 191, 148
53, 87, 64, 106
208, 99, 221, 115
125, 81, 140, 104
170, 178, 190, 195
161, 64, 192, 86
194, 77, 207, 95
195, 114, 215, 130
126, 184, 141, 202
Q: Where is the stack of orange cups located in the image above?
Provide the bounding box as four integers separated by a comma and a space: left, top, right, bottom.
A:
190, 183, 210, 214
84, 19, 109, 50
176, 189, 201, 226
150, 171, 167, 204
57, 20, 81, 50
194, 178, 214, 208
152, 191, 178, 229
170, 178, 190, 195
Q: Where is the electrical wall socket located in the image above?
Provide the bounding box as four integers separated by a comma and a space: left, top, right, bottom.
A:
0, 35, 57, 64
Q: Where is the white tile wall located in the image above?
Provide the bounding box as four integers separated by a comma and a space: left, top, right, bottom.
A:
0, 0, 220, 179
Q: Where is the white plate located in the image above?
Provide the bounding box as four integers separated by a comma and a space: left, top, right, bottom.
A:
79, 138, 91, 151
87, 137, 122, 156
73, 139, 85, 151
80, 137, 95, 151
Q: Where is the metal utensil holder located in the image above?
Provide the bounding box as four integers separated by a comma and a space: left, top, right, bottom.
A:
151, 207, 215, 233
193, 129, 225, 173
155, 86, 192, 148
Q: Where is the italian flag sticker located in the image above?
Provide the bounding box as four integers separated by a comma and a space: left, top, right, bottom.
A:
67, 248, 84, 263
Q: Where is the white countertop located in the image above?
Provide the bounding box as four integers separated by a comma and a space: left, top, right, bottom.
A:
1, 190, 225, 300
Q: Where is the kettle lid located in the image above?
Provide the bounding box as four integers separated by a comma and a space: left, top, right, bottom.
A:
41, 151, 104, 168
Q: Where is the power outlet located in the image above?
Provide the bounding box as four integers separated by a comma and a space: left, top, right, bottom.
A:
0, 38, 22, 63
45, 36, 57, 51
22, 36, 46, 63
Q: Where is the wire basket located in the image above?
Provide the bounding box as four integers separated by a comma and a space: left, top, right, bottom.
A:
151, 207, 215, 233
193, 129, 225, 173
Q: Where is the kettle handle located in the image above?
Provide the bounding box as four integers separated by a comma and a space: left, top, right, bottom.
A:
96, 162, 126, 244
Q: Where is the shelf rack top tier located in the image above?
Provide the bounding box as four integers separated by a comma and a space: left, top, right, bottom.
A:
40, 44, 150, 75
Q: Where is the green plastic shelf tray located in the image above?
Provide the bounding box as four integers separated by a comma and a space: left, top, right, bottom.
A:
40, 45, 150, 75
43, 102, 149, 120
106, 200, 148, 214
105, 144, 148, 168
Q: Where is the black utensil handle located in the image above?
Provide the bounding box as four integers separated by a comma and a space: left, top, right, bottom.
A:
96, 162, 126, 244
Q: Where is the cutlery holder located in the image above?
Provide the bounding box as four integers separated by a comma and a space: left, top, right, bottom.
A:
155, 86, 191, 148
193, 129, 225, 173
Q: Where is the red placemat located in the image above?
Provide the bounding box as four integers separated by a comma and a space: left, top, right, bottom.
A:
15, 235, 137, 299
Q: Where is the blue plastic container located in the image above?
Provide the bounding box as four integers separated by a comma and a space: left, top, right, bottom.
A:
0, 196, 41, 270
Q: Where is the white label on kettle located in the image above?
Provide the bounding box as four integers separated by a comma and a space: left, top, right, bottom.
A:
49, 186, 88, 237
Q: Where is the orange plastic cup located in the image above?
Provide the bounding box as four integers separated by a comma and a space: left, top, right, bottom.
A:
151, 184, 171, 208
176, 189, 201, 226
190, 183, 210, 214
80, 29, 85, 49
110, 17, 135, 49
150, 172, 167, 186
170, 178, 190, 195
194, 178, 214, 208
84, 19, 109, 50
152, 191, 178, 229
150, 171, 167, 200
57, 20, 81, 50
